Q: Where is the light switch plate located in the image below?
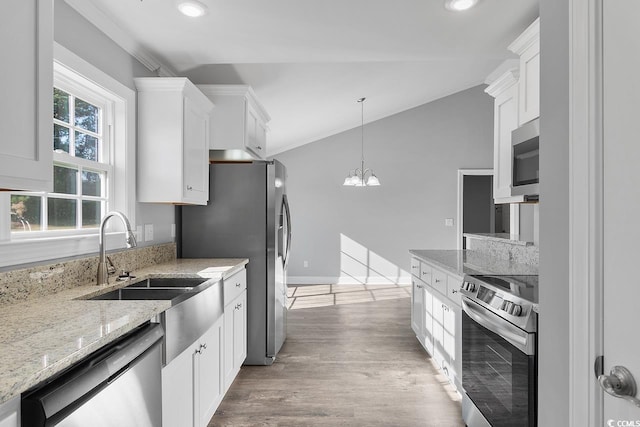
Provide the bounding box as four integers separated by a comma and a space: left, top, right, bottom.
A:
445, 218, 454, 227
144, 224, 154, 242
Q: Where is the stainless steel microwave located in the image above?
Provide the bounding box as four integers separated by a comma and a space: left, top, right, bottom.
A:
512, 118, 539, 198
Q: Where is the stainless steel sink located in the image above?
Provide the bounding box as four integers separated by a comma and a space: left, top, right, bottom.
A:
126, 277, 207, 289
86, 277, 223, 366
88, 287, 193, 303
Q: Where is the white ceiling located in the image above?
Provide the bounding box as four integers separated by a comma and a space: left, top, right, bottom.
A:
69, 0, 539, 155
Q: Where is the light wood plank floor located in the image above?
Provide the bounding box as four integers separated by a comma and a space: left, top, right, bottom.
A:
208, 284, 465, 427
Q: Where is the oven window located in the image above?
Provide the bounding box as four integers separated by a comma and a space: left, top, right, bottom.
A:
462, 311, 536, 427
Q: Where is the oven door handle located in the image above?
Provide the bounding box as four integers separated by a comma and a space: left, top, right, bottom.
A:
462, 298, 535, 356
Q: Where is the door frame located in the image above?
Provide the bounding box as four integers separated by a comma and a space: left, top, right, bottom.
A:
456, 169, 520, 250
456, 169, 494, 250
568, 0, 604, 425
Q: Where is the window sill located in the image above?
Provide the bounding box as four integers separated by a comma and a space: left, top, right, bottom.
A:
0, 231, 130, 269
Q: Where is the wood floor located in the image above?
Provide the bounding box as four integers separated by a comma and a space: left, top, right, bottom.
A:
208, 284, 465, 427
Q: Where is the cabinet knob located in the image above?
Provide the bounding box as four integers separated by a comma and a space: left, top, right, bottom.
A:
236, 282, 241, 287
201, 343, 207, 350
435, 278, 442, 283
256, 146, 262, 150
186, 185, 193, 191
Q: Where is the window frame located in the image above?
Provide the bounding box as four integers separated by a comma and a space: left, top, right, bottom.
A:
0, 43, 136, 267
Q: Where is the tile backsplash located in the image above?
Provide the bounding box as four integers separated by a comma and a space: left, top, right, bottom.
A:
0, 243, 176, 305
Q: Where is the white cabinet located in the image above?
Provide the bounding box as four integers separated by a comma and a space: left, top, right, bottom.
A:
223, 269, 247, 391
509, 18, 540, 126
135, 78, 214, 205
162, 317, 224, 427
411, 277, 424, 342
485, 69, 519, 202
197, 85, 270, 160
410, 255, 463, 394
0, 0, 53, 191
196, 319, 224, 427
0, 397, 19, 427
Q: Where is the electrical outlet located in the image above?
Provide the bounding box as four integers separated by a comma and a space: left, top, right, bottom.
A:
303, 260, 309, 268
144, 224, 154, 242
445, 218, 454, 227
171, 224, 176, 238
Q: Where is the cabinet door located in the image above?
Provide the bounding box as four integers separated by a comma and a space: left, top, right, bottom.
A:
442, 303, 457, 386
245, 103, 265, 159
162, 343, 196, 427
493, 83, 519, 199
432, 292, 446, 370
233, 290, 247, 370
518, 41, 540, 125
0, 0, 53, 191
0, 397, 19, 427
411, 279, 424, 339
423, 285, 434, 355
182, 97, 209, 204
223, 304, 235, 390
196, 318, 224, 427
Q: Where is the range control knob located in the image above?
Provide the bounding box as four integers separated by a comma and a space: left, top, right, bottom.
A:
462, 282, 476, 292
501, 300, 523, 316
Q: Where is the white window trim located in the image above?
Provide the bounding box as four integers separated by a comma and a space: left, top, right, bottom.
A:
0, 43, 136, 268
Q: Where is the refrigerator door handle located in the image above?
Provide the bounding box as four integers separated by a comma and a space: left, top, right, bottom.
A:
283, 194, 292, 268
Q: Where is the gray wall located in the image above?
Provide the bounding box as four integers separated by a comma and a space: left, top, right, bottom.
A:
274, 86, 493, 284
54, 0, 175, 248
539, 0, 570, 424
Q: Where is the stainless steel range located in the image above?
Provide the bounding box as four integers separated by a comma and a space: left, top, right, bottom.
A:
460, 274, 538, 427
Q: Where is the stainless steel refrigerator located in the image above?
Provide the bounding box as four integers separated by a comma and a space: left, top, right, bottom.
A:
177, 160, 291, 365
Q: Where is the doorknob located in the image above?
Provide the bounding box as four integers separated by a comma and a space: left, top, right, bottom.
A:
598, 365, 640, 408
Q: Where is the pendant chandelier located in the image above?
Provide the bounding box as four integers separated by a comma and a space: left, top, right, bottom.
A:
343, 97, 381, 187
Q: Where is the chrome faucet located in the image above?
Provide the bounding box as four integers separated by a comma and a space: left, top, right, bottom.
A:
97, 211, 137, 285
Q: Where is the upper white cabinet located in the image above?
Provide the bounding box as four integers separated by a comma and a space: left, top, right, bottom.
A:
135, 78, 214, 205
0, 0, 53, 191
197, 85, 270, 160
485, 68, 519, 201
509, 17, 540, 126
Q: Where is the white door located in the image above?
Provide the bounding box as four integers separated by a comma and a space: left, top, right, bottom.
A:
602, 0, 640, 420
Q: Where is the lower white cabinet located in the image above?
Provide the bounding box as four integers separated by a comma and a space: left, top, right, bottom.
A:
0, 397, 18, 427
223, 290, 247, 391
223, 269, 247, 391
410, 256, 463, 394
162, 317, 224, 427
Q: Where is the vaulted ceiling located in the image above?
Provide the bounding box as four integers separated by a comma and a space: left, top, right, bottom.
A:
67, 0, 539, 155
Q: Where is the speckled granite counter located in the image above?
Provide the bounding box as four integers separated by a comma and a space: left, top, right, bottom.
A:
0, 258, 247, 404
409, 249, 538, 276
463, 233, 534, 246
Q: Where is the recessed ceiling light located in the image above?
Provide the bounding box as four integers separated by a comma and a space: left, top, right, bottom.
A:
444, 0, 479, 11
177, 1, 208, 17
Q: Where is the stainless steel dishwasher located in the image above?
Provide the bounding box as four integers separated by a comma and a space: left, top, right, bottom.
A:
22, 323, 164, 427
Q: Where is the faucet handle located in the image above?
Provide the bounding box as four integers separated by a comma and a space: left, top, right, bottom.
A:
106, 256, 117, 275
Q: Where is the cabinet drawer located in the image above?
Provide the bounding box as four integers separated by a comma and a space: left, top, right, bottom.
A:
410, 258, 421, 278
419, 262, 432, 285
447, 275, 462, 306
432, 269, 447, 296
224, 269, 247, 306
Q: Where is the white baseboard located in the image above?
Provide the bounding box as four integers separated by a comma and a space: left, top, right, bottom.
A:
287, 275, 411, 285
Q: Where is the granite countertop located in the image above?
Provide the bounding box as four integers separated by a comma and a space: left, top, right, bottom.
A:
0, 258, 247, 405
463, 232, 534, 246
409, 249, 538, 276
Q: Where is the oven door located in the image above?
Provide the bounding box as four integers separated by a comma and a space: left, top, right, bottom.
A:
462, 298, 537, 427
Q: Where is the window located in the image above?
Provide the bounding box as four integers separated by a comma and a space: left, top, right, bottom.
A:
0, 43, 136, 267
11, 86, 112, 234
